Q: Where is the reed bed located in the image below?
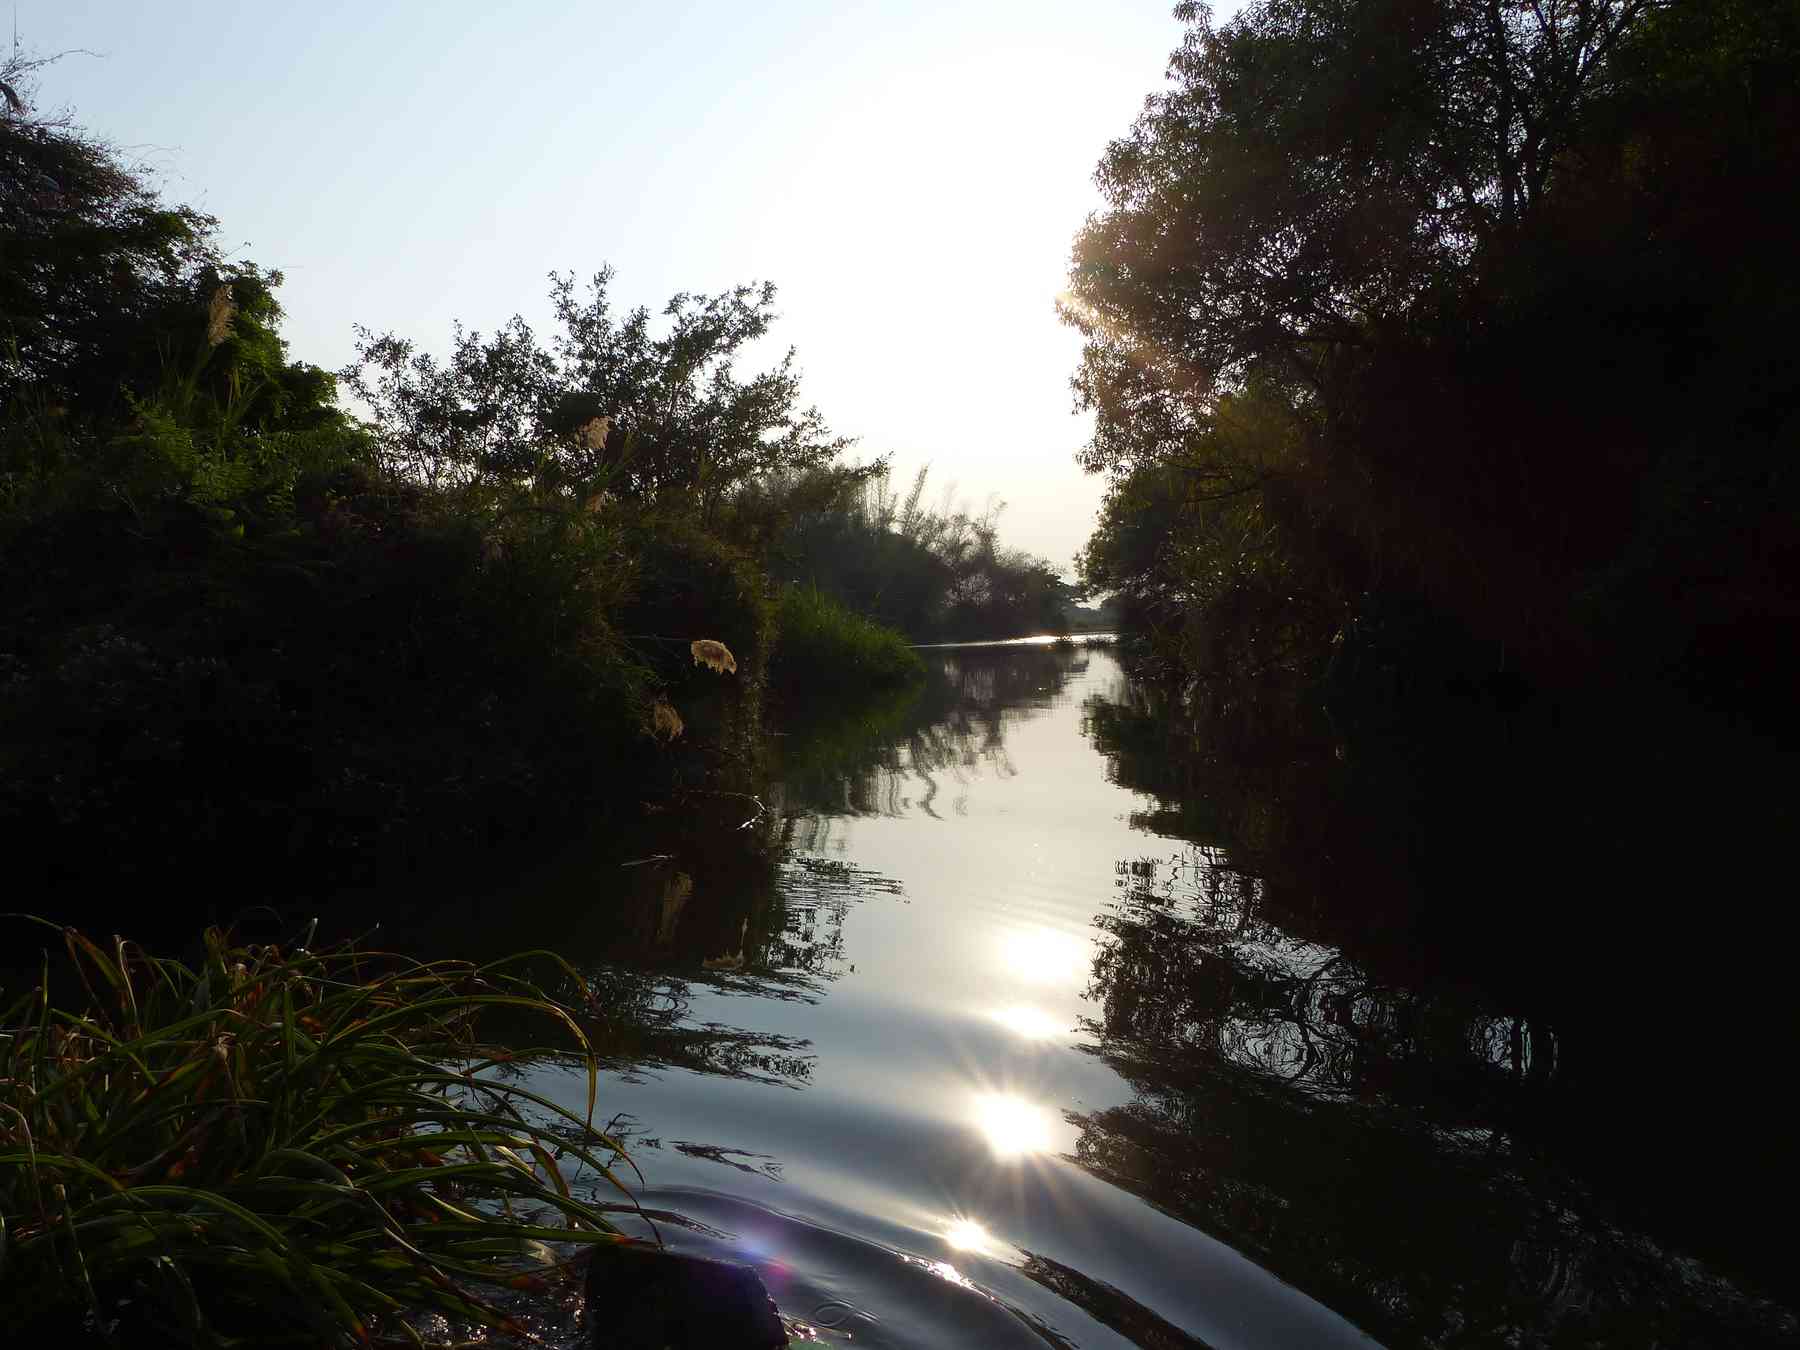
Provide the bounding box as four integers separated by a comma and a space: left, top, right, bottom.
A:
0, 922, 637, 1348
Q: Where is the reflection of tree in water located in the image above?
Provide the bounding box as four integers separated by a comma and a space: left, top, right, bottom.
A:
1085, 666, 1800, 1309
590, 642, 1088, 1088
579, 962, 816, 1088
760, 853, 902, 981
778, 645, 1088, 823
1015, 1248, 1210, 1350
1082, 682, 1421, 962
1092, 853, 1558, 1104
1073, 843, 1797, 1346
570, 829, 906, 1091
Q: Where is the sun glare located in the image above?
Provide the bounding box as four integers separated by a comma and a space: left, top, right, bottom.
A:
990, 1004, 1064, 1040
998, 926, 1091, 985
944, 1218, 992, 1253
972, 1092, 1054, 1158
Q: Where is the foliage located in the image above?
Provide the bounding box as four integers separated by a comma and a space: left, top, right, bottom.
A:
769, 464, 1074, 642
2, 46, 213, 412
1065, 0, 1800, 717
615, 510, 773, 716
0, 58, 841, 895
2, 46, 344, 528
1066, 0, 1668, 431
710, 459, 885, 561
0, 923, 638, 1348
1078, 378, 1338, 682
0, 457, 659, 896
342, 268, 850, 521
769, 585, 923, 699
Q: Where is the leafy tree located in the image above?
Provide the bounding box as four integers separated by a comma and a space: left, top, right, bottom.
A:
1, 47, 336, 429
2, 47, 208, 409
343, 269, 850, 519
2, 45, 348, 536
1064, 0, 1799, 703
1063, 0, 1669, 450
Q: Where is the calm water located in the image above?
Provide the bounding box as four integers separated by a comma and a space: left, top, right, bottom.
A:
456, 642, 1794, 1348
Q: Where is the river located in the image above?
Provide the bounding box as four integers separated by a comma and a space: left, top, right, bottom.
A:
434, 639, 1795, 1348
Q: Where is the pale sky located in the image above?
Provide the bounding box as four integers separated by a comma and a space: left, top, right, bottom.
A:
19, 1, 1221, 573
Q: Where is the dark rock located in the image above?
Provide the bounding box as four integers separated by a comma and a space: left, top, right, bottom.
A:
585, 1242, 789, 1349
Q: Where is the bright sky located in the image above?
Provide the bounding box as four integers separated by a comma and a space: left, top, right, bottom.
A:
20, 1, 1219, 573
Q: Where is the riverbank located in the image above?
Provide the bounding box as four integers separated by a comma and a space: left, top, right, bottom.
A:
0, 83, 949, 921
10, 643, 1793, 1349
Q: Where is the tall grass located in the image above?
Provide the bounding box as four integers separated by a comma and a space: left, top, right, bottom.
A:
770, 585, 923, 698
0, 923, 638, 1347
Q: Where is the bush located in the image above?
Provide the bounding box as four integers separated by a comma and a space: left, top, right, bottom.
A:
619, 514, 773, 689
0, 459, 663, 897
769, 585, 923, 699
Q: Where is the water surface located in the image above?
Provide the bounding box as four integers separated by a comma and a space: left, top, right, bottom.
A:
467, 642, 1793, 1348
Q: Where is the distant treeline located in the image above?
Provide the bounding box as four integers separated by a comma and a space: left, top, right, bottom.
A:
744, 463, 1083, 643
0, 48, 1050, 896
1065, 0, 1798, 729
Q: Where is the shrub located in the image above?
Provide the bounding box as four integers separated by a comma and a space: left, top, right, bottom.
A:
0, 456, 673, 895
619, 514, 772, 684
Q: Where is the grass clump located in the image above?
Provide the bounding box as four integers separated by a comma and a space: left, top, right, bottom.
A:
770, 585, 923, 698
0, 923, 637, 1348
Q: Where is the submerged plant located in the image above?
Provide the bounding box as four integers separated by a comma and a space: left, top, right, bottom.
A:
0, 923, 640, 1348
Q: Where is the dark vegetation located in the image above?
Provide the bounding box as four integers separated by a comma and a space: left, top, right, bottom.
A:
752, 462, 1079, 643
1067, 0, 1797, 726
0, 49, 1060, 913
1062, 0, 1798, 1303
0, 923, 632, 1349
1081, 689, 1797, 1344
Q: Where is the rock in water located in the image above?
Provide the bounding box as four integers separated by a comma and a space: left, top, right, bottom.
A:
586, 1243, 789, 1349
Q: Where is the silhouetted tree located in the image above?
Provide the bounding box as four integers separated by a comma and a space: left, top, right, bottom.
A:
343, 268, 850, 519
1065, 0, 1800, 711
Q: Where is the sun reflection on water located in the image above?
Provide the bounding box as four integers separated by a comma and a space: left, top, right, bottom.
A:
943, 1217, 992, 1252
997, 925, 1090, 985
989, 1004, 1065, 1040
972, 1092, 1054, 1157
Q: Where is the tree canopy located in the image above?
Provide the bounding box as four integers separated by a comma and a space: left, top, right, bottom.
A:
343, 269, 850, 519
1, 48, 336, 434
1064, 0, 1673, 451
1064, 0, 1800, 708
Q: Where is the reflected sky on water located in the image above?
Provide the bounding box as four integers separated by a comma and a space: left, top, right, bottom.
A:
498, 642, 1794, 1349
